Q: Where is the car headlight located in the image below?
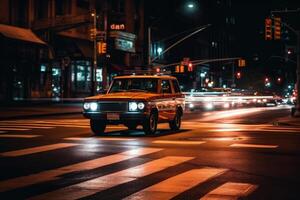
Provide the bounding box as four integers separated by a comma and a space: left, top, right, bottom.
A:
83, 102, 90, 110
137, 102, 145, 110
129, 102, 138, 111
90, 102, 98, 111
129, 102, 145, 112
205, 103, 214, 110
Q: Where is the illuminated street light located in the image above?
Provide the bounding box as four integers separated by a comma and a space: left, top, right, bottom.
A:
187, 3, 194, 8
157, 47, 163, 55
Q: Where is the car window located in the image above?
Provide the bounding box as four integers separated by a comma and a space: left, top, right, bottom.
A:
172, 80, 181, 93
161, 80, 172, 94
109, 78, 158, 93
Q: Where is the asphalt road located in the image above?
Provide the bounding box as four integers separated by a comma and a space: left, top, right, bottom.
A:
1, 105, 300, 199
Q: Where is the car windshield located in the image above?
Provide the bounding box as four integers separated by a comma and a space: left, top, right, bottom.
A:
109, 78, 158, 93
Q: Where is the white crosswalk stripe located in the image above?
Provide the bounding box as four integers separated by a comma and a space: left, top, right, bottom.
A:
0, 143, 80, 157
29, 156, 194, 200
0, 147, 162, 192
153, 140, 206, 145
124, 168, 227, 200
65, 137, 136, 141
0, 127, 30, 131
0, 134, 41, 138
230, 143, 278, 149
0, 119, 126, 132
200, 182, 258, 200
0, 142, 260, 200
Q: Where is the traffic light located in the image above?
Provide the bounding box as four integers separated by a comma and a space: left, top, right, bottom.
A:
265, 18, 272, 40
175, 65, 180, 73
187, 62, 193, 72
238, 59, 246, 67
236, 72, 241, 79
155, 67, 160, 73
180, 65, 185, 73
97, 42, 107, 54
265, 77, 269, 82
277, 77, 282, 83
274, 17, 281, 40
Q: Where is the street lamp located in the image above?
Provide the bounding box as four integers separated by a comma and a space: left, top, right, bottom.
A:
157, 47, 163, 55
187, 3, 194, 8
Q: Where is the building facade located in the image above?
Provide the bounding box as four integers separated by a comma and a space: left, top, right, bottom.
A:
0, 0, 145, 102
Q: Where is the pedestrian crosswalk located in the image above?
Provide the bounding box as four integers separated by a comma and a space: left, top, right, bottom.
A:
0, 145, 258, 199
0, 119, 300, 136
200, 182, 258, 200
0, 143, 80, 157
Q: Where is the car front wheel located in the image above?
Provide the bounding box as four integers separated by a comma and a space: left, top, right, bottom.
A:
143, 112, 157, 135
90, 119, 106, 135
169, 110, 181, 131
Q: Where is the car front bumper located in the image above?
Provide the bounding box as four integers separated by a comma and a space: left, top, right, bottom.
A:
83, 111, 149, 124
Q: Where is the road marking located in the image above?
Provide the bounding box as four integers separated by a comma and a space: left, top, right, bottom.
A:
256, 128, 300, 133
0, 143, 80, 157
209, 128, 243, 132
0, 125, 54, 129
0, 134, 41, 138
200, 182, 258, 200
153, 140, 206, 145
0, 127, 30, 131
29, 156, 193, 200
124, 168, 227, 200
230, 143, 278, 149
65, 137, 136, 141
0, 147, 162, 192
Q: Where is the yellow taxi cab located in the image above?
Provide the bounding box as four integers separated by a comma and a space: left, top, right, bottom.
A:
83, 75, 185, 135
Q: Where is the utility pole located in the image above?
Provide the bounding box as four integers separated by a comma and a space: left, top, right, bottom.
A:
296, 30, 300, 116
102, 0, 108, 89
90, 9, 97, 96
148, 27, 152, 66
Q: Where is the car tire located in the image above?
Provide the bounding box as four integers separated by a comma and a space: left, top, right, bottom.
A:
143, 112, 157, 135
125, 123, 138, 130
169, 110, 181, 131
90, 119, 106, 135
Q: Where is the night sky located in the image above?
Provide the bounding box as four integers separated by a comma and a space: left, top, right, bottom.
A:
146, 0, 300, 91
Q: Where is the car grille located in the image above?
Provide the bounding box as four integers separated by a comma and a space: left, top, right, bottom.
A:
99, 102, 128, 112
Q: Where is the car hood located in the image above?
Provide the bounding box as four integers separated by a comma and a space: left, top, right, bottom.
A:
84, 92, 162, 101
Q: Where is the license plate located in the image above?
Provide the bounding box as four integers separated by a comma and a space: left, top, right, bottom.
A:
107, 113, 120, 120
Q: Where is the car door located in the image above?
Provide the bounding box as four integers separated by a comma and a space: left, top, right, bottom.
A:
171, 79, 185, 113
158, 79, 176, 121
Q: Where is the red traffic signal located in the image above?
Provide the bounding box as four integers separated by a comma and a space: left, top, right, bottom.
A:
236, 72, 241, 79
265, 18, 272, 40
188, 62, 193, 72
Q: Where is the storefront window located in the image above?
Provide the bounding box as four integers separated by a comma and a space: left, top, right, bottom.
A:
52, 66, 61, 97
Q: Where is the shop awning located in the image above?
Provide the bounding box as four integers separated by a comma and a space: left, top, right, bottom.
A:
0, 24, 47, 45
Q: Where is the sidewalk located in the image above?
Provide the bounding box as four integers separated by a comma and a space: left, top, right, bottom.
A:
0, 100, 83, 120
273, 116, 300, 127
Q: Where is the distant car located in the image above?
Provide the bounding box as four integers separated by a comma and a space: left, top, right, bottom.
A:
83, 75, 185, 135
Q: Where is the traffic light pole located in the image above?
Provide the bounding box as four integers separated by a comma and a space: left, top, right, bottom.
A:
295, 31, 300, 116
270, 9, 300, 117
91, 9, 97, 96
